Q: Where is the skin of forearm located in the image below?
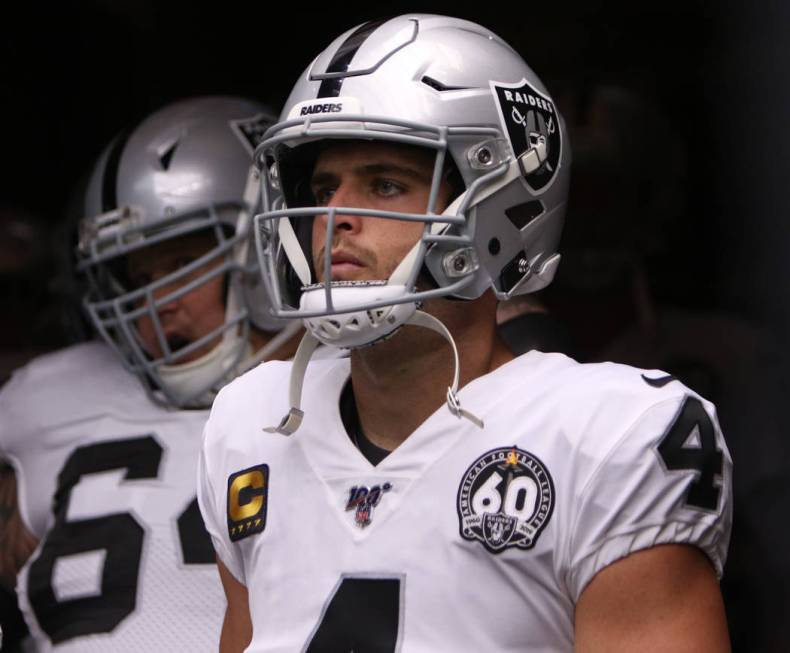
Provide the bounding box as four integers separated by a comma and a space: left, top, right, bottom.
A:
0, 464, 38, 590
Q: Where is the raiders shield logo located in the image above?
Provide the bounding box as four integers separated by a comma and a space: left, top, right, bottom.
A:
230, 112, 276, 155
481, 513, 518, 550
457, 446, 554, 553
490, 78, 562, 192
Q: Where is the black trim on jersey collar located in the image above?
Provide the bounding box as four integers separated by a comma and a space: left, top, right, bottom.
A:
101, 130, 131, 212
340, 381, 391, 466
317, 18, 389, 98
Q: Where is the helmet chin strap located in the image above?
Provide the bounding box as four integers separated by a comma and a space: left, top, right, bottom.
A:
158, 320, 302, 408
264, 309, 484, 436
158, 332, 248, 407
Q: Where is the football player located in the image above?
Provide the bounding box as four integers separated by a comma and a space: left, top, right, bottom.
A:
197, 15, 733, 652
0, 96, 304, 651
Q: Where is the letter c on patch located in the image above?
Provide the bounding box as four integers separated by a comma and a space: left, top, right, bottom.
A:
229, 470, 265, 522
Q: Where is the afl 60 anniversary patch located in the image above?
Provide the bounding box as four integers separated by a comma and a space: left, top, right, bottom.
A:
457, 447, 554, 553
490, 78, 562, 193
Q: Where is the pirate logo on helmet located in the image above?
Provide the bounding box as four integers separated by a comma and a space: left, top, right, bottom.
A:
231, 112, 277, 156
490, 78, 563, 193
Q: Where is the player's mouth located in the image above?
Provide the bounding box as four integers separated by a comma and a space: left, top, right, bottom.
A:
166, 334, 192, 352
328, 250, 367, 280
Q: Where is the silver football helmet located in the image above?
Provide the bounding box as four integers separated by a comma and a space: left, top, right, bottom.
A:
254, 14, 570, 351
77, 96, 292, 408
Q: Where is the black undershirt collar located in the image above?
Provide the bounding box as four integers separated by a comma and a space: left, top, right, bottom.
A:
339, 381, 391, 466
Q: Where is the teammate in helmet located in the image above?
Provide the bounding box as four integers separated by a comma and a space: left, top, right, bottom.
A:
77, 97, 303, 408
196, 16, 732, 651
0, 96, 305, 651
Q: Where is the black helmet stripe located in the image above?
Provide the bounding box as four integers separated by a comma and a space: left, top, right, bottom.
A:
317, 18, 390, 98
101, 130, 131, 212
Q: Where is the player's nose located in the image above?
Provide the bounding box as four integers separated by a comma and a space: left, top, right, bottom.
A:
147, 272, 185, 313
321, 182, 363, 234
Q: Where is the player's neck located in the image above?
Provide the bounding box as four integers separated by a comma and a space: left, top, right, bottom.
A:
349, 293, 513, 452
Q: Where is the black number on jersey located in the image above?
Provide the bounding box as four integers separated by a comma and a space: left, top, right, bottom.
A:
305, 577, 401, 652
26, 436, 214, 644
178, 497, 215, 564
657, 396, 724, 512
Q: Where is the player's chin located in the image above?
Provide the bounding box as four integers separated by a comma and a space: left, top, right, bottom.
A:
138, 337, 186, 362
139, 341, 165, 361
169, 333, 225, 365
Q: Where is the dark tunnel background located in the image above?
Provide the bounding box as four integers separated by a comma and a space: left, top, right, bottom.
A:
1, 1, 789, 650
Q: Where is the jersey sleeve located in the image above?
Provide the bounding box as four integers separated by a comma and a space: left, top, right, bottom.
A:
0, 367, 41, 539
0, 367, 30, 461
196, 416, 246, 585
566, 393, 733, 602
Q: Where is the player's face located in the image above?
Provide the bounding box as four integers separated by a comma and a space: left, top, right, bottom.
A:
309, 141, 452, 282
126, 232, 225, 362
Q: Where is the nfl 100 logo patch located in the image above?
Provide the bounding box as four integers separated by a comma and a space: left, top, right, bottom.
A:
345, 482, 392, 528
457, 446, 554, 553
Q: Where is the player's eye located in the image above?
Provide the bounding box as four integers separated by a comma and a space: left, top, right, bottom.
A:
311, 185, 336, 206
373, 178, 405, 198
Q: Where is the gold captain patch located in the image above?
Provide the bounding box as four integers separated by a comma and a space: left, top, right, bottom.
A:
227, 464, 269, 542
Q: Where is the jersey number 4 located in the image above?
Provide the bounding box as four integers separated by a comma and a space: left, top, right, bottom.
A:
26, 435, 214, 644
305, 577, 402, 652
657, 396, 725, 512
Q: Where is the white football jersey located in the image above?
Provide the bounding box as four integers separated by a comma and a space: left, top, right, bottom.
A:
0, 342, 224, 652
198, 351, 733, 652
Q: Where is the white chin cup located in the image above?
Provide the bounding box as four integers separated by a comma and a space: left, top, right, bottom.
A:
157, 335, 248, 407
299, 282, 417, 349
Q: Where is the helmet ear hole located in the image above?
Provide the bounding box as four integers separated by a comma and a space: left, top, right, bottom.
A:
504, 201, 544, 230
